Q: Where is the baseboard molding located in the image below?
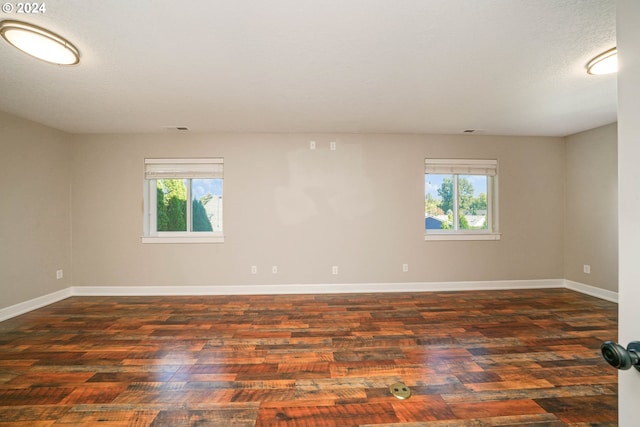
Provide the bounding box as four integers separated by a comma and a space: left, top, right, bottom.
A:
72, 279, 564, 296
0, 287, 73, 322
564, 279, 618, 303
1, 279, 617, 322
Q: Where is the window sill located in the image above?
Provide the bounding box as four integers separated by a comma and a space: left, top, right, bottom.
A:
142, 235, 225, 244
424, 233, 501, 241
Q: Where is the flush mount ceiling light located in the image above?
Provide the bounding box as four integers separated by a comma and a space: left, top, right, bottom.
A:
0, 20, 79, 65
586, 47, 617, 75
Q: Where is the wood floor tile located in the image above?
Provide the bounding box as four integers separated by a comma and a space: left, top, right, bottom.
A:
53, 409, 159, 426
535, 394, 618, 423
0, 405, 71, 423
448, 398, 547, 419
0, 387, 75, 406
255, 403, 400, 427
150, 408, 259, 427
390, 395, 456, 422
0, 289, 618, 425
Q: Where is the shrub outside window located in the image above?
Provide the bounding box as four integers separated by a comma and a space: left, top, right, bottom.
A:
425, 159, 499, 241
143, 158, 223, 243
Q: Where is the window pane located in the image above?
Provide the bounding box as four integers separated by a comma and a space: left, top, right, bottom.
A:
425, 174, 453, 230
457, 175, 488, 230
191, 178, 223, 232
157, 179, 187, 231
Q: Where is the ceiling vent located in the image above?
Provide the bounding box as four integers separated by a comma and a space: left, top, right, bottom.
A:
163, 126, 190, 132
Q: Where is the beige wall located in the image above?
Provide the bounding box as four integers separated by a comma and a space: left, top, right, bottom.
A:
0, 111, 72, 308
2, 107, 619, 311
564, 123, 618, 292
71, 132, 565, 288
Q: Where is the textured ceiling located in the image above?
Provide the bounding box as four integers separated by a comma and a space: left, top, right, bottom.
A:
0, 0, 617, 136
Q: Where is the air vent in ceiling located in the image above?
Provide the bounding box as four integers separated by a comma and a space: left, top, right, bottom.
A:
162, 126, 190, 132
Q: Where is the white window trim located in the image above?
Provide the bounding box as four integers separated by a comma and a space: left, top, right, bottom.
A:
142, 158, 224, 244
424, 158, 500, 241
424, 232, 501, 241
142, 236, 225, 244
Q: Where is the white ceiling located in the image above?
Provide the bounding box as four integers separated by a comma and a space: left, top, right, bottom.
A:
0, 0, 617, 136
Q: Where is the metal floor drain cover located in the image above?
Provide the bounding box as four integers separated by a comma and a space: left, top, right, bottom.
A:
389, 382, 411, 399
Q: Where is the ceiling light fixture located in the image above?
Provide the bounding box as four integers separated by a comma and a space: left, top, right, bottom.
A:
586, 47, 617, 75
0, 20, 79, 65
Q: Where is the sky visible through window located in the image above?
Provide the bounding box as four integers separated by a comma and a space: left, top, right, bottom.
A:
192, 179, 223, 200
424, 174, 487, 199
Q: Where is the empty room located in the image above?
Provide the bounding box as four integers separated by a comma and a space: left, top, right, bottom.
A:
2, 1, 640, 425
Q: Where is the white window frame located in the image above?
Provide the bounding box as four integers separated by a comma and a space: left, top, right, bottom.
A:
424, 158, 500, 241
142, 158, 224, 244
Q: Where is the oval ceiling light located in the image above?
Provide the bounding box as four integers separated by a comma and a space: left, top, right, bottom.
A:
0, 20, 79, 65
586, 47, 617, 75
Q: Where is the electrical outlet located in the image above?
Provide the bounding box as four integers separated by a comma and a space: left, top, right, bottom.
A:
251, 265, 257, 274
272, 265, 278, 274
402, 264, 409, 273
56, 269, 63, 280
310, 140, 316, 150
583, 264, 591, 274
332, 265, 339, 275
330, 141, 337, 151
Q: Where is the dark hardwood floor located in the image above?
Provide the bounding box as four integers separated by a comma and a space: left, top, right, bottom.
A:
0, 289, 618, 426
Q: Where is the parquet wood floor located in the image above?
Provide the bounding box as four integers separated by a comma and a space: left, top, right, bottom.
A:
0, 289, 617, 426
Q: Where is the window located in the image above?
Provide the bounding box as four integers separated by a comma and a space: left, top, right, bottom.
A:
424, 159, 499, 241
143, 158, 223, 243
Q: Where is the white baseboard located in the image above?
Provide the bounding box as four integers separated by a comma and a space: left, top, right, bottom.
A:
564, 279, 618, 303
0, 287, 73, 322
72, 279, 564, 296
1, 279, 616, 322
